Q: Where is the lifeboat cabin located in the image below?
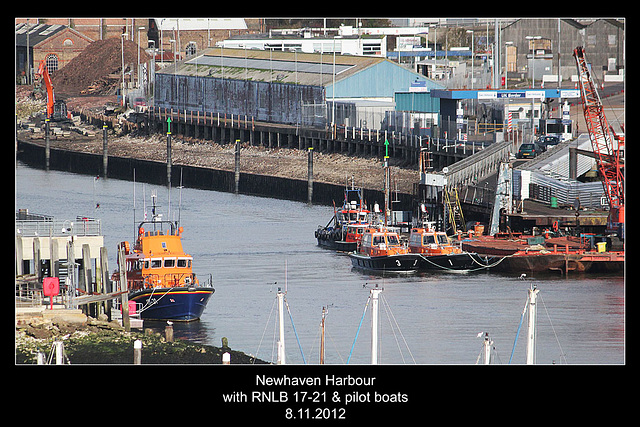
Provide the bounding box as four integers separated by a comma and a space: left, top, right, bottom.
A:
359, 227, 408, 257
408, 224, 463, 256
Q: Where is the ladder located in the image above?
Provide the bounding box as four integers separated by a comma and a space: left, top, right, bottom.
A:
444, 187, 465, 234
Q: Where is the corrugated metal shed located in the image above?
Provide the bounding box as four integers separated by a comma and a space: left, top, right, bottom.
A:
156, 47, 442, 125
154, 73, 325, 126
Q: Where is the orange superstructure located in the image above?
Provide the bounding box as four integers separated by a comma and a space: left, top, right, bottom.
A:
359, 227, 408, 257
118, 221, 198, 292
408, 223, 463, 256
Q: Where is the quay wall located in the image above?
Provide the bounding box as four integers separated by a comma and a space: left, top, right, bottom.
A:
16, 139, 415, 210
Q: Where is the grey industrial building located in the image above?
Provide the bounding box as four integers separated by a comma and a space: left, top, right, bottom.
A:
153, 47, 444, 128
503, 18, 624, 82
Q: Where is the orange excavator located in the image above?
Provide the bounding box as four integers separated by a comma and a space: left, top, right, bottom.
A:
34, 59, 72, 122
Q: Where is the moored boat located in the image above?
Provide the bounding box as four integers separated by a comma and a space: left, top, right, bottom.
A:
461, 233, 624, 274
408, 222, 489, 271
112, 195, 214, 321
349, 227, 420, 272
316, 185, 371, 252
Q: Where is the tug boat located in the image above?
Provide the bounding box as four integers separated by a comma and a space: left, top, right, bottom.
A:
112, 195, 214, 321
408, 222, 488, 271
316, 185, 371, 252
349, 227, 421, 272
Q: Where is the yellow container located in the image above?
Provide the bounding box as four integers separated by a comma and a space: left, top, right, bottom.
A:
596, 242, 607, 253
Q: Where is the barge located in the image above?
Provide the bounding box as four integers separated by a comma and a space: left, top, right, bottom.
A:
461, 232, 624, 274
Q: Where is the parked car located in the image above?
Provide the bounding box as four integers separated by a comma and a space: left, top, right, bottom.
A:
536, 135, 560, 152
516, 142, 543, 159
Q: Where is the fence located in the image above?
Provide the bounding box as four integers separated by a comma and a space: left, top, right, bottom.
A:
16, 216, 101, 238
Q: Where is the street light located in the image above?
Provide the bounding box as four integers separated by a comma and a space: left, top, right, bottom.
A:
137, 26, 146, 89
466, 30, 474, 89
121, 33, 128, 107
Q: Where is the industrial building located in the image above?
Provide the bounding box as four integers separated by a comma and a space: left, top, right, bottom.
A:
502, 18, 624, 82
15, 23, 93, 82
153, 47, 444, 129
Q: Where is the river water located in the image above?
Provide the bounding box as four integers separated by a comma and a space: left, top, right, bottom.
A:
16, 161, 625, 364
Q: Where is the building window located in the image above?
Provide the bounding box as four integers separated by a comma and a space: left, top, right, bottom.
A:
45, 54, 59, 73
186, 41, 197, 56
63, 38, 74, 46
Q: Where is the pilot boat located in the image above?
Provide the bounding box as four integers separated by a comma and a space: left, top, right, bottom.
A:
316, 185, 371, 252
112, 195, 214, 321
408, 222, 489, 271
349, 227, 420, 272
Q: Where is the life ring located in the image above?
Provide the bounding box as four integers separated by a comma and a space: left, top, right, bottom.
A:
552, 221, 559, 232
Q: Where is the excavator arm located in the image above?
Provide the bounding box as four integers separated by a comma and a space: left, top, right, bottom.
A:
35, 60, 55, 119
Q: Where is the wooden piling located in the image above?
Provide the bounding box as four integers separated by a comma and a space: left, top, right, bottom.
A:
118, 245, 130, 332
45, 119, 50, 171
102, 124, 108, 177
33, 237, 41, 282
100, 246, 110, 319
82, 243, 91, 295
66, 240, 75, 309
307, 147, 314, 205
235, 139, 241, 194
166, 131, 172, 187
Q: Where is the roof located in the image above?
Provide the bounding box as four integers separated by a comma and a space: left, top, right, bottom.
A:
154, 18, 247, 31
161, 47, 443, 98
169, 47, 386, 86
15, 23, 66, 47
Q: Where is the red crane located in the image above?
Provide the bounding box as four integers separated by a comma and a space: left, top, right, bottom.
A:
573, 46, 624, 235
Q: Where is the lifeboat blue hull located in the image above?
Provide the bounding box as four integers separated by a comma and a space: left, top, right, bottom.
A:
129, 287, 215, 322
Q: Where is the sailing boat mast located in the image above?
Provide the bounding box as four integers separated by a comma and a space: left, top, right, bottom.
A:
526, 285, 539, 364
370, 286, 382, 364
277, 288, 286, 365
320, 306, 327, 365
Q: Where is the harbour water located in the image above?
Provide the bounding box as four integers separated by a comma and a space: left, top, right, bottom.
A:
16, 161, 624, 364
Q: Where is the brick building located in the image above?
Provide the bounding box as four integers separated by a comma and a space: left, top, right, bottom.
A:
16, 22, 93, 82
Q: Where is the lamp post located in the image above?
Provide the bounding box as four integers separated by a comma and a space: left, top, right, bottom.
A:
121, 33, 128, 106
137, 26, 145, 89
